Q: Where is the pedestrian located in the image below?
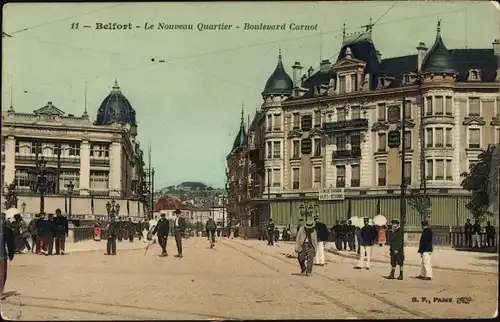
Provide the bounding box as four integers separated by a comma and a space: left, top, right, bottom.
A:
376, 223, 388, 247
354, 217, 376, 270
386, 219, 404, 280
39, 213, 55, 256
355, 226, 362, 255
127, 218, 135, 242
117, 218, 123, 242
93, 221, 102, 241
485, 221, 496, 248
295, 218, 317, 276
464, 219, 472, 248
416, 220, 433, 281
296, 218, 304, 235
152, 213, 170, 257
339, 220, 348, 251
266, 218, 275, 246
313, 215, 328, 266
105, 215, 118, 255
28, 214, 41, 254
347, 220, 356, 251
273, 227, 280, 243
12, 214, 31, 253
472, 219, 481, 248
205, 216, 217, 248
332, 220, 342, 250
53, 209, 68, 255
173, 209, 186, 258
0, 213, 16, 300
35, 212, 45, 254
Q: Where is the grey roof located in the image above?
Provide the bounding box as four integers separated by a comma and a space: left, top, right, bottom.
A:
262, 53, 293, 96
95, 80, 137, 126
421, 26, 457, 74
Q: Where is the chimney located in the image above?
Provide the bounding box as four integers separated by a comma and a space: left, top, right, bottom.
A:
493, 39, 500, 56
308, 66, 314, 78
301, 74, 307, 87
292, 61, 303, 87
320, 59, 331, 73
416, 42, 428, 71
375, 50, 382, 63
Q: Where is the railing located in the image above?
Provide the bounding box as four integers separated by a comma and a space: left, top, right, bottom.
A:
332, 147, 361, 159
15, 154, 80, 163
90, 158, 110, 166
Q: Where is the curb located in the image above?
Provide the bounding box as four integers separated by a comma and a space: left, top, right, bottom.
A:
325, 248, 497, 274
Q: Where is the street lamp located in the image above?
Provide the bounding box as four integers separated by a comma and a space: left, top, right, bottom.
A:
106, 199, 121, 219
66, 181, 75, 217
27, 157, 58, 213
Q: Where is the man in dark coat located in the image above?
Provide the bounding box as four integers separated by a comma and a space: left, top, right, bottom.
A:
417, 220, 433, 280
332, 220, 342, 250
39, 213, 56, 256
152, 213, 170, 257
117, 218, 124, 242
172, 209, 186, 258
346, 220, 356, 252
266, 218, 275, 246
339, 220, 348, 251
105, 215, 118, 255
28, 214, 41, 254
354, 217, 376, 270
0, 213, 15, 299
386, 219, 404, 280
464, 219, 472, 248
472, 219, 481, 248
313, 215, 329, 266
485, 221, 496, 248
53, 209, 68, 255
205, 216, 217, 248
127, 218, 135, 242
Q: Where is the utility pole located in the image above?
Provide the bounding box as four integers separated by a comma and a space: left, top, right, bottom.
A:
222, 195, 226, 228
151, 167, 155, 218
400, 98, 407, 250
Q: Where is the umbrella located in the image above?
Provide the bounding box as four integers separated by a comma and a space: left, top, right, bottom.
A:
373, 215, 387, 226
5, 208, 21, 220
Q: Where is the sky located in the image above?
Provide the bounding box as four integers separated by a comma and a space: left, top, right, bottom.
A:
2, 1, 499, 189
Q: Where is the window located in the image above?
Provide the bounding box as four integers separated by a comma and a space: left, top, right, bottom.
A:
267, 114, 272, 131
426, 160, 433, 180
377, 104, 386, 121
435, 159, 444, 180
336, 165, 346, 188
314, 110, 321, 127
404, 131, 412, 150
339, 75, 346, 93
388, 106, 401, 123
404, 101, 412, 119
426, 97, 433, 115
435, 128, 444, 147
446, 160, 453, 180
337, 108, 346, 121
435, 96, 444, 115
446, 128, 453, 147
90, 143, 110, 158
351, 74, 358, 92
377, 163, 386, 186
313, 138, 321, 156
351, 135, 361, 149
426, 128, 433, 147
292, 113, 300, 129
350, 106, 361, 119
314, 167, 321, 183
14, 169, 30, 189
14, 141, 19, 153
292, 140, 300, 158
301, 115, 312, 131
468, 129, 480, 148
351, 164, 360, 187
445, 96, 453, 116
469, 98, 480, 116
273, 114, 281, 131
272, 141, 281, 158
68, 144, 80, 156
336, 135, 347, 150
404, 162, 412, 185
272, 169, 281, 187
378, 133, 386, 151
59, 171, 80, 193
267, 142, 272, 159
292, 168, 300, 189
90, 171, 109, 189
31, 142, 42, 155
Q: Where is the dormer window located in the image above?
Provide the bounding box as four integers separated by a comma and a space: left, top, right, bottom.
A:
402, 74, 411, 85
338, 75, 346, 93
467, 69, 481, 81
350, 74, 358, 92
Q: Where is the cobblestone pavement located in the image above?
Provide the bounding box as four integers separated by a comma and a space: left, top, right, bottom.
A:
1, 237, 497, 320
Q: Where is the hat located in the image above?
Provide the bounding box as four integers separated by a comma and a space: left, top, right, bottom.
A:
391, 219, 400, 224
174, 209, 181, 214
305, 218, 315, 229
363, 217, 369, 222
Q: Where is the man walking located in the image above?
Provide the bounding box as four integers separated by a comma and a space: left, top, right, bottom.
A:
53, 209, 68, 255
28, 214, 41, 254
266, 218, 275, 246
464, 219, 472, 248
152, 213, 170, 257
206, 216, 217, 248
386, 219, 404, 280
39, 213, 55, 256
313, 215, 328, 266
0, 213, 15, 300
295, 218, 317, 276
347, 220, 356, 251
332, 220, 341, 250
173, 209, 186, 258
354, 217, 376, 270
416, 220, 433, 280
472, 219, 481, 248
485, 221, 496, 248
105, 215, 118, 255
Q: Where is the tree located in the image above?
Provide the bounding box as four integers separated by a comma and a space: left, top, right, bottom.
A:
406, 191, 431, 222
461, 145, 499, 222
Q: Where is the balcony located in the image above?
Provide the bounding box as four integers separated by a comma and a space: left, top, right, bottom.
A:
324, 118, 368, 133
351, 179, 360, 187
332, 147, 361, 159
90, 158, 110, 166
15, 154, 80, 164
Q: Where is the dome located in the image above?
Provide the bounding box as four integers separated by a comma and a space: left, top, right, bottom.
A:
95, 80, 137, 126
262, 51, 293, 96
421, 22, 457, 74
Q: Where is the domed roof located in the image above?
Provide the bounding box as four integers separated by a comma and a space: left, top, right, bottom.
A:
95, 80, 137, 126
421, 21, 457, 74
262, 50, 293, 96
231, 108, 247, 152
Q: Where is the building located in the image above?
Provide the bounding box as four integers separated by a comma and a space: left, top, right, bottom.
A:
227, 21, 500, 236
1, 80, 149, 222
153, 195, 190, 220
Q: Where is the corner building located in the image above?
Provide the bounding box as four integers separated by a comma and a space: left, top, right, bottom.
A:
228, 23, 500, 236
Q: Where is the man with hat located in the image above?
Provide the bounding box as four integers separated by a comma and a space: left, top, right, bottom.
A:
0, 212, 15, 300
53, 208, 68, 255
354, 217, 376, 270
105, 215, 118, 255
28, 214, 41, 254
386, 219, 404, 280
416, 220, 433, 280
295, 217, 318, 276
39, 213, 56, 256
266, 218, 275, 246
173, 209, 186, 258
313, 215, 328, 266
152, 213, 170, 257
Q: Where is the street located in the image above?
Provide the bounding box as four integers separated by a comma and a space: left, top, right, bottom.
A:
1, 237, 497, 320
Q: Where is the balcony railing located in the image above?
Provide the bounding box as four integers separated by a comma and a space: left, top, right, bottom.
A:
90, 158, 110, 166
378, 178, 386, 186
15, 154, 80, 163
332, 147, 361, 159
324, 118, 369, 133
351, 179, 360, 187
336, 179, 346, 188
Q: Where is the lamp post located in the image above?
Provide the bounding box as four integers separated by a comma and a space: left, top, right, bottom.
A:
106, 200, 121, 220
28, 157, 58, 213
66, 181, 75, 217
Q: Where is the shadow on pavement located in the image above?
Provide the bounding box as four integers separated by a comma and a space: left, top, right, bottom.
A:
476, 255, 498, 261
452, 247, 498, 254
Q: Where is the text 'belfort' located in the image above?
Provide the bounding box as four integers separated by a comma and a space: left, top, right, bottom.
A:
88, 22, 319, 31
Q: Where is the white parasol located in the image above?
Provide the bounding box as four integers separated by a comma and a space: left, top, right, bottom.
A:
373, 215, 387, 226
5, 208, 21, 220
348, 216, 363, 228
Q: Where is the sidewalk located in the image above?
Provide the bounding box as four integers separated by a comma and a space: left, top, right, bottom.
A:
66, 239, 147, 253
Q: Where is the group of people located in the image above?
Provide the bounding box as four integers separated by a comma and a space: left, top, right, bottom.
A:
463, 219, 496, 248
93, 217, 147, 243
